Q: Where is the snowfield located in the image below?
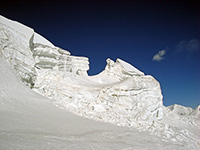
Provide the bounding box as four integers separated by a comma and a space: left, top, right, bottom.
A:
0, 15, 200, 149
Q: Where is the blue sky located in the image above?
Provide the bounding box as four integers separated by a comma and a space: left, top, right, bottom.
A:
1, 0, 199, 108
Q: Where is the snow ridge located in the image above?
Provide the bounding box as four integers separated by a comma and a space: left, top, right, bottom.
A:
0, 15, 200, 149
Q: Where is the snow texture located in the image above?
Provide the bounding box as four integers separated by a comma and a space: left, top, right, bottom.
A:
0, 15, 200, 149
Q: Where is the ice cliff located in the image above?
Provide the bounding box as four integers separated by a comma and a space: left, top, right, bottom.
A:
0, 15, 199, 130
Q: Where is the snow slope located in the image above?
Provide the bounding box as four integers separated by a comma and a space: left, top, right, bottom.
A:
1, 41, 200, 150
0, 54, 159, 149
0, 15, 200, 149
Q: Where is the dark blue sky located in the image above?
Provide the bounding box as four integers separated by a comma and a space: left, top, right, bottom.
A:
1, 0, 199, 108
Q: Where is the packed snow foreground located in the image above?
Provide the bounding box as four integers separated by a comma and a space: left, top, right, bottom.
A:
0, 15, 199, 149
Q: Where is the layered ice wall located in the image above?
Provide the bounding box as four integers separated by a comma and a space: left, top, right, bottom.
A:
0, 15, 89, 87
1, 15, 200, 149
32, 58, 164, 127
0, 15, 36, 87
33, 44, 89, 75
0, 15, 164, 127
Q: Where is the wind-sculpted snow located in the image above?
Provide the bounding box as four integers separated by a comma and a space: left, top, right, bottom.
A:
33, 59, 164, 127
32, 56, 165, 127
0, 15, 89, 87
0, 16, 36, 87
0, 15, 200, 149
0, 15, 164, 127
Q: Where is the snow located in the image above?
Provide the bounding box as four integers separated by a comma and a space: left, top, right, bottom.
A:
117, 58, 144, 76
168, 104, 193, 116
33, 32, 55, 47
0, 15, 200, 149
1, 50, 200, 150
0, 15, 33, 45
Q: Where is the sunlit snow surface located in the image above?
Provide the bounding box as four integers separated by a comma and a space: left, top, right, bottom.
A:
0, 15, 200, 149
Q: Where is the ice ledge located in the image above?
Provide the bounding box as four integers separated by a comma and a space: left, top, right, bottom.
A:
104, 58, 144, 81
116, 58, 144, 76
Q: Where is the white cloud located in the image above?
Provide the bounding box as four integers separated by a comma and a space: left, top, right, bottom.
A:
177, 39, 200, 53
153, 50, 166, 62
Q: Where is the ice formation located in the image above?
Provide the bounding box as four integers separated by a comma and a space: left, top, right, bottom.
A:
0, 15, 165, 127
0, 15, 200, 149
